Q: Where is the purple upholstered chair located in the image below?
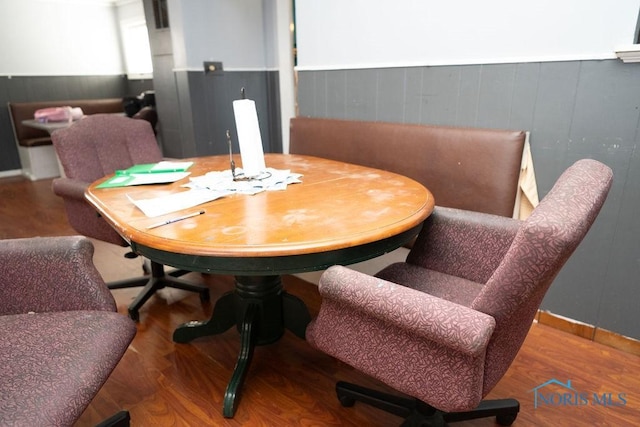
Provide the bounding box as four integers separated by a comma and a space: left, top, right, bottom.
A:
306, 159, 612, 426
51, 114, 209, 321
0, 236, 136, 427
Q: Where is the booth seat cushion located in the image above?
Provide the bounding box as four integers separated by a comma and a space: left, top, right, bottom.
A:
8, 98, 124, 147
290, 117, 526, 218
19, 136, 53, 148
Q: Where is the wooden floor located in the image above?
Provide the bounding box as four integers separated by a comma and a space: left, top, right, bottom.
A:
1, 176, 639, 426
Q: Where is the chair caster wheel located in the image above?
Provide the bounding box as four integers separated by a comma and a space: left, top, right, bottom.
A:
128, 309, 140, 322
497, 413, 517, 426
337, 394, 355, 407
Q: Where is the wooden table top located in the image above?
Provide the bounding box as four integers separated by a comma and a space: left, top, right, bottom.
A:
86, 154, 434, 273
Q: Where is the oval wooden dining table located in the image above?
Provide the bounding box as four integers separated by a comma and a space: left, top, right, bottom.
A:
85, 153, 434, 418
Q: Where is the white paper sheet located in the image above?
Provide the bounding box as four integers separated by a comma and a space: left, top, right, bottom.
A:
128, 169, 302, 218
127, 188, 232, 218
186, 168, 302, 194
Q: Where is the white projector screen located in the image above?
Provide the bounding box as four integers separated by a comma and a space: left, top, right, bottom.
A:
295, 0, 640, 70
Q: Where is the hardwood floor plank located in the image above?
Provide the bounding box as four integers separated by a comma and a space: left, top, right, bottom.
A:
2, 176, 639, 426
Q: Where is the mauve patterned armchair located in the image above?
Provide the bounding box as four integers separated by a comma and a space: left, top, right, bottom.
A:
51, 114, 209, 321
306, 159, 613, 426
0, 236, 136, 427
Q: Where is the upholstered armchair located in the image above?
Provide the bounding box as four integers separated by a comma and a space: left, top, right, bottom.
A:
0, 236, 136, 426
51, 114, 209, 321
306, 159, 613, 426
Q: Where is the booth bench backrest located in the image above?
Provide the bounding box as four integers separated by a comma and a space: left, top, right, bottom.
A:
8, 98, 124, 148
289, 117, 526, 218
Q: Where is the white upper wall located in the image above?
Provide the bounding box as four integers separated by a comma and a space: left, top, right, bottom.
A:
0, 0, 125, 76
295, 0, 640, 70
169, 0, 276, 71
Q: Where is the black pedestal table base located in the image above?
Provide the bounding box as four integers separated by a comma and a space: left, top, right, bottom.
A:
173, 275, 311, 418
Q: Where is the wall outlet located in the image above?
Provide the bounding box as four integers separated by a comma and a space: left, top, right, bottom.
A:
204, 61, 223, 75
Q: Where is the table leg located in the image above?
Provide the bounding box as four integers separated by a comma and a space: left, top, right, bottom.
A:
172, 275, 311, 417
172, 291, 236, 343
223, 302, 258, 417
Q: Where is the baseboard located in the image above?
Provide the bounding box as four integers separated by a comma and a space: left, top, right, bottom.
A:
0, 169, 22, 178
537, 310, 640, 356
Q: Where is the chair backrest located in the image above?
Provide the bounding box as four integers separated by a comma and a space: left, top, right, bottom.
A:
0, 236, 115, 315
51, 114, 163, 245
52, 114, 163, 183
471, 159, 612, 393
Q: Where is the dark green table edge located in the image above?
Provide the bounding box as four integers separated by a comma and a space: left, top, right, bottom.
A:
129, 224, 422, 276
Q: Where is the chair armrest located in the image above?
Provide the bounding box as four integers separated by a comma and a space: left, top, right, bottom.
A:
407, 206, 522, 284
0, 236, 116, 315
313, 265, 495, 356
52, 177, 89, 201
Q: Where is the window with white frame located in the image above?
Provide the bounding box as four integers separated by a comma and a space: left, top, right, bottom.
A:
120, 18, 153, 79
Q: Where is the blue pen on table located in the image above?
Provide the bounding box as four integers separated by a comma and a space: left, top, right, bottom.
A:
146, 210, 205, 230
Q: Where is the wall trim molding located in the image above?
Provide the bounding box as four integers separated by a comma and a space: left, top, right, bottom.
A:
172, 67, 280, 74
295, 54, 617, 72
37, 0, 115, 6
0, 73, 126, 78
615, 44, 640, 63
537, 310, 640, 357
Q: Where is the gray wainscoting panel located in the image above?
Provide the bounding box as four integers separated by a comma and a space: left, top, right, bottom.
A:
296, 59, 640, 339
420, 66, 462, 127
346, 69, 377, 121
326, 70, 347, 119
0, 77, 20, 171
507, 62, 540, 130
403, 67, 423, 125
0, 75, 135, 173
455, 65, 482, 126
174, 70, 198, 158
375, 68, 406, 123
152, 53, 184, 158
185, 70, 281, 158
296, 71, 316, 117
476, 63, 516, 129
311, 70, 328, 118
598, 146, 640, 335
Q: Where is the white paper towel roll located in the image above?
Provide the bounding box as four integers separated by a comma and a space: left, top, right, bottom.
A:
233, 99, 266, 177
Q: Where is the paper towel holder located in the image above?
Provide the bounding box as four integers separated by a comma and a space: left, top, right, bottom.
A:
226, 128, 271, 182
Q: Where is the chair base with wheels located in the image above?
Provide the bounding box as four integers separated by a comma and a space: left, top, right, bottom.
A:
336, 381, 518, 427
107, 260, 210, 321
95, 410, 132, 427
50, 114, 211, 322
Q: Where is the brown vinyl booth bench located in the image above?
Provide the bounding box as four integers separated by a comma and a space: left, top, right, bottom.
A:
7, 98, 124, 180
289, 117, 528, 231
